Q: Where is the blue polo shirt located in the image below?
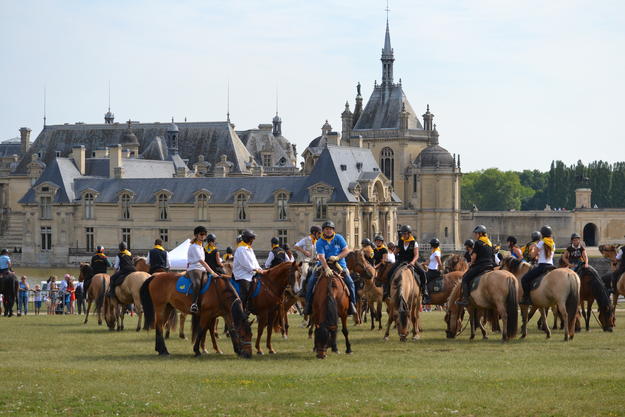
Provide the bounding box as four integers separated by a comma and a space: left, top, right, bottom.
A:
315, 233, 348, 268
0, 255, 10, 270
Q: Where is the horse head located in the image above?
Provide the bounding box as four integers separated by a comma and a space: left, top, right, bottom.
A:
102, 297, 117, 331
229, 298, 252, 359
445, 254, 468, 273
133, 257, 149, 273
78, 263, 93, 282
445, 286, 464, 338
598, 244, 618, 260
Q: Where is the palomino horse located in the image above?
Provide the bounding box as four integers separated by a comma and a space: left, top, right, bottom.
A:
312, 263, 352, 359
384, 265, 421, 342
248, 261, 301, 355
0, 271, 18, 317
577, 266, 614, 331
78, 263, 109, 325
346, 250, 380, 329
103, 271, 150, 331
445, 269, 518, 341
502, 260, 579, 341
140, 272, 252, 358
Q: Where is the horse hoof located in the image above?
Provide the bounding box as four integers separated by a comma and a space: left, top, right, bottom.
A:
383, 336, 389, 341
282, 335, 288, 340
269, 350, 276, 355
159, 352, 170, 356
483, 336, 488, 340
202, 349, 209, 354
257, 351, 264, 355
215, 350, 223, 355
346, 351, 352, 355
179, 335, 186, 340
194, 351, 201, 357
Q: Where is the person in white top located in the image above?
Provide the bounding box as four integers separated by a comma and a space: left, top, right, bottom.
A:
294, 226, 321, 294
425, 238, 443, 300
386, 242, 396, 263
187, 226, 218, 313
233, 230, 266, 313
520, 225, 555, 305
610, 245, 625, 293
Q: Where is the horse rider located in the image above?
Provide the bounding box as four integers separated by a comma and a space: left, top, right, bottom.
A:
361, 238, 375, 266
223, 247, 234, 262
233, 230, 266, 314
463, 239, 474, 266
187, 226, 218, 313
373, 235, 388, 266
294, 225, 321, 294
385, 225, 430, 304
426, 238, 443, 292
147, 238, 170, 274
610, 245, 625, 294
522, 231, 542, 264
506, 236, 523, 260
519, 225, 556, 305
265, 237, 288, 269
282, 243, 295, 262
204, 233, 225, 275
562, 233, 588, 272
87, 246, 110, 292
456, 225, 496, 306
108, 242, 136, 298
0, 248, 12, 277
386, 242, 396, 263
303, 220, 358, 320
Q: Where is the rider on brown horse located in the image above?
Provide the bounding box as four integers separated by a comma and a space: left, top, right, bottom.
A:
611, 246, 625, 294
203, 233, 225, 275
147, 239, 170, 274
372, 235, 388, 266
521, 231, 542, 264
562, 233, 588, 273
303, 220, 358, 319
463, 239, 474, 265
108, 242, 136, 298
187, 226, 219, 313
519, 225, 556, 305
426, 238, 443, 290
87, 246, 110, 292
456, 225, 495, 306
232, 229, 266, 314
265, 237, 288, 269
384, 225, 430, 304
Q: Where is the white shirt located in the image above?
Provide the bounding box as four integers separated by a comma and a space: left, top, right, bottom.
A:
114, 256, 120, 270
537, 241, 554, 265
387, 252, 396, 263
233, 245, 261, 281
428, 250, 441, 270
187, 242, 206, 271
617, 248, 623, 261
147, 250, 171, 269
295, 235, 317, 261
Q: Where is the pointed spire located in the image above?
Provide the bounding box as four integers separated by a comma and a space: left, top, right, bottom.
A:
43, 85, 47, 127
104, 81, 114, 124
383, 19, 392, 56
380, 5, 395, 87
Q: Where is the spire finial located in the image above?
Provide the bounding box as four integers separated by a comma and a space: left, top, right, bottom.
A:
227, 81, 230, 122
43, 84, 47, 127
171, 117, 174, 123
427, 104, 430, 112
385, 0, 390, 24
108, 80, 111, 112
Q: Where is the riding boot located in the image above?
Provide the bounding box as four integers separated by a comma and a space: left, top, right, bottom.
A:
455, 279, 470, 306
421, 276, 431, 305
190, 291, 200, 313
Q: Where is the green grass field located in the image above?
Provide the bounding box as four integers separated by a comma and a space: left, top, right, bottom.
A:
1, 310, 623, 417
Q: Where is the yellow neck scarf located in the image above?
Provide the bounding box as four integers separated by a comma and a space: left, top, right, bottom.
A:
478, 235, 492, 247
204, 243, 216, 254
432, 247, 441, 254
192, 239, 203, 246
310, 235, 318, 245
120, 250, 132, 257
542, 237, 555, 250
97, 252, 106, 258
401, 235, 415, 243
321, 233, 335, 243
376, 244, 387, 251
238, 241, 251, 248
272, 244, 279, 249
153, 245, 165, 251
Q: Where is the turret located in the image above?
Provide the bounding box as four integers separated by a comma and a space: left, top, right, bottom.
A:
341, 101, 353, 143
166, 118, 179, 155
422, 104, 434, 131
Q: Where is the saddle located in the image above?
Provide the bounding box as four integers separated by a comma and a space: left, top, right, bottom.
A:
229, 278, 262, 299
427, 275, 445, 294
312, 265, 350, 297
175, 275, 213, 296
470, 275, 483, 293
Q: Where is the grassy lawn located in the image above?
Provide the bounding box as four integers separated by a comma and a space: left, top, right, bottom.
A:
1, 310, 623, 417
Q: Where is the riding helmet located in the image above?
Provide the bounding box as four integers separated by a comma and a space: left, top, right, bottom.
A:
271, 237, 280, 245
321, 220, 335, 230
506, 236, 517, 245
119, 241, 128, 251
399, 225, 412, 234
531, 231, 542, 241
226, 246, 233, 254
540, 225, 553, 237
236, 235, 242, 243
571, 232, 581, 240
96, 245, 104, 253
206, 233, 217, 243
193, 225, 208, 235
0, 248, 8, 255
241, 230, 256, 242
473, 225, 487, 234
430, 238, 440, 247
374, 235, 384, 242
464, 239, 474, 248
310, 225, 322, 234
361, 238, 373, 247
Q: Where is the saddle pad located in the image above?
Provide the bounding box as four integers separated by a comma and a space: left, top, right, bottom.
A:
175, 275, 212, 296
230, 278, 261, 298
470, 275, 482, 293
530, 274, 547, 291
428, 276, 445, 294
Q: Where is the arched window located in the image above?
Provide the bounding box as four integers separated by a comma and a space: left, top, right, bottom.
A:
380, 147, 394, 185
84, 193, 94, 219
120, 193, 132, 220
276, 192, 288, 220
236, 193, 248, 221
196, 193, 208, 221
158, 194, 169, 220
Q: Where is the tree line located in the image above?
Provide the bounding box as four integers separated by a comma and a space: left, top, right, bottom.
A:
461, 160, 625, 211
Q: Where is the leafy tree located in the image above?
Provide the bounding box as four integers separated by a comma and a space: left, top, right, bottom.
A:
461, 168, 534, 211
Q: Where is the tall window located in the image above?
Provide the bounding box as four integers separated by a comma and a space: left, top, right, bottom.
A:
380, 147, 394, 186
85, 227, 94, 252
121, 193, 131, 220
354, 223, 360, 248
158, 194, 169, 220
444, 226, 449, 238
84, 193, 94, 219
196, 193, 208, 221
277, 229, 288, 246
41, 226, 52, 251
262, 154, 272, 167
277, 193, 288, 220
413, 174, 417, 193
314, 196, 327, 220
40, 196, 52, 219
159, 228, 168, 244
236, 193, 248, 221
121, 228, 131, 249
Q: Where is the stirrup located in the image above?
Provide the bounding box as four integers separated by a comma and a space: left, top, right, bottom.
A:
190, 303, 199, 313
455, 298, 469, 306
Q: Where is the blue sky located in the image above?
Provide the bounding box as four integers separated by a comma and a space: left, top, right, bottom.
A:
1, 0, 624, 171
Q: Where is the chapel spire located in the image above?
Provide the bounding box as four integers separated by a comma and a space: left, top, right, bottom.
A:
381, 10, 394, 86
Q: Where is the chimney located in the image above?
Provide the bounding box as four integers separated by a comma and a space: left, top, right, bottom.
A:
19, 127, 31, 154
350, 135, 363, 148
326, 132, 341, 146
71, 145, 86, 175
575, 188, 592, 209
94, 147, 109, 158
109, 145, 124, 178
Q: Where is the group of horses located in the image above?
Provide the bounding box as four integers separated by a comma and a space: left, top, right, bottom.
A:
9, 243, 621, 360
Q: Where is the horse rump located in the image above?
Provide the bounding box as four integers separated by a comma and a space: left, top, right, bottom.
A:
140, 276, 156, 330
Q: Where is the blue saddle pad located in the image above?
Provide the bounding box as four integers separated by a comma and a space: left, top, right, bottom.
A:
176, 275, 212, 296
230, 278, 261, 298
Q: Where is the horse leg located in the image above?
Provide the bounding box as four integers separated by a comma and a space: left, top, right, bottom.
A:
255, 313, 266, 355
154, 308, 169, 356
376, 301, 383, 330
496, 304, 508, 342
412, 304, 421, 341
538, 308, 550, 339
207, 317, 221, 354
266, 309, 277, 354
585, 300, 593, 331
178, 313, 187, 339
383, 308, 393, 341
341, 315, 352, 354
557, 301, 570, 341
477, 310, 488, 340
83, 299, 92, 324
521, 305, 529, 338
469, 308, 476, 340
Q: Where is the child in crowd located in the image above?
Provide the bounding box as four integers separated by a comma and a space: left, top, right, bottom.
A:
33, 285, 42, 315
18, 276, 29, 316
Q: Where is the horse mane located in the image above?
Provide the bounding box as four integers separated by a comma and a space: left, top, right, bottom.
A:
79, 263, 94, 282
133, 256, 147, 266
581, 266, 612, 316
501, 256, 524, 275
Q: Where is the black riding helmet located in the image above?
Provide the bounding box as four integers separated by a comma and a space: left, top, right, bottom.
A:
321, 220, 335, 230
473, 225, 487, 234
571, 232, 581, 240
540, 225, 553, 238
226, 246, 233, 254
193, 225, 208, 235
430, 238, 440, 247
464, 239, 474, 248
374, 235, 384, 242
96, 246, 104, 253
241, 230, 256, 243
271, 237, 280, 245
236, 235, 242, 243
119, 242, 128, 251
361, 238, 373, 247
399, 225, 412, 234
506, 236, 517, 245
206, 233, 217, 243
531, 231, 541, 241
310, 225, 321, 234
1, 248, 8, 255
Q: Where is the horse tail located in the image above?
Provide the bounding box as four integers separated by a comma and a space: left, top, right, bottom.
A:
166, 308, 178, 332
191, 310, 200, 344
566, 272, 580, 331
95, 277, 106, 313
505, 277, 518, 339
140, 276, 155, 331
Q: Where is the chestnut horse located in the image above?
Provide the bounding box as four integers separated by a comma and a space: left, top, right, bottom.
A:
78, 263, 109, 325
346, 250, 380, 329
384, 265, 421, 342
141, 272, 252, 358
312, 263, 352, 359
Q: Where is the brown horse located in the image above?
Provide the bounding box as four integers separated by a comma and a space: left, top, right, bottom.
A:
346, 250, 380, 329
78, 263, 109, 325
103, 271, 150, 331
444, 254, 469, 273
249, 261, 300, 355
311, 264, 352, 359
599, 244, 625, 308
577, 266, 614, 331
141, 272, 252, 357
384, 265, 421, 342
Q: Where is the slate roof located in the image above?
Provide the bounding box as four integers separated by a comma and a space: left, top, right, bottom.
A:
0, 138, 23, 158
353, 84, 422, 130
414, 145, 454, 169
237, 127, 296, 167
13, 121, 253, 175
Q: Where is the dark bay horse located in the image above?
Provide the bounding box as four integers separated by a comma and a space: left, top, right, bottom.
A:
577, 266, 614, 332
0, 272, 18, 317
141, 272, 252, 358
312, 264, 352, 359
78, 263, 109, 325
346, 250, 380, 329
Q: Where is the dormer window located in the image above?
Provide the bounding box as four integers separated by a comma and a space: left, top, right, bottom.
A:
120, 193, 132, 220
40, 196, 51, 219
262, 154, 272, 167
157, 193, 169, 220
84, 193, 95, 219
340, 164, 347, 171
276, 192, 288, 221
